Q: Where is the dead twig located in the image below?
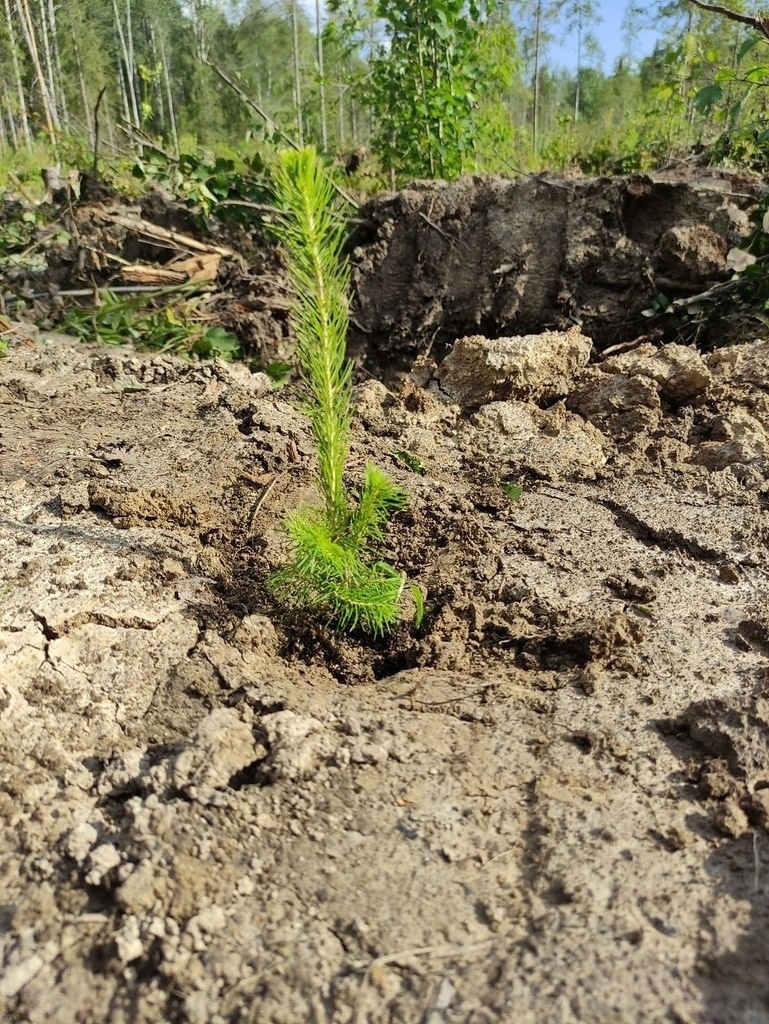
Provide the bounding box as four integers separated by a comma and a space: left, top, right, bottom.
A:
92, 85, 107, 178
684, 0, 769, 41
492, 148, 577, 194
205, 61, 359, 210
418, 211, 457, 245
669, 276, 743, 309
354, 940, 494, 1024
18, 282, 210, 302
600, 337, 650, 357
247, 475, 282, 536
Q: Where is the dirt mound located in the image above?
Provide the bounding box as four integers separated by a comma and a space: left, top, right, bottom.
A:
349, 171, 764, 373
2, 169, 763, 378
2, 305, 769, 1022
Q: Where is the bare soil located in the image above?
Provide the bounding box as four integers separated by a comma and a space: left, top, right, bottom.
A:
2, 173, 769, 1024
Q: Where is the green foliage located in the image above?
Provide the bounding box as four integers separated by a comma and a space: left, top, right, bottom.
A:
62, 290, 240, 359
131, 148, 269, 220
268, 147, 409, 636
331, 0, 517, 181
391, 449, 426, 475
0, 207, 42, 265
265, 360, 293, 383
502, 481, 523, 502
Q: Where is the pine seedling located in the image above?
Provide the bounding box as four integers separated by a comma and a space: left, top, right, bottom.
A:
268, 147, 410, 636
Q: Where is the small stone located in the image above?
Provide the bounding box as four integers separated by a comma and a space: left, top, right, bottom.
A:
85, 843, 121, 885
115, 916, 144, 964
116, 859, 156, 913
65, 823, 98, 865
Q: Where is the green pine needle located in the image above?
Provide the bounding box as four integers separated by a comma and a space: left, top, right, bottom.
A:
270, 148, 352, 534
270, 510, 405, 637
267, 147, 413, 636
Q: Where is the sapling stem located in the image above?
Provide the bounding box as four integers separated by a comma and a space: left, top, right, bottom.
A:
268, 147, 412, 636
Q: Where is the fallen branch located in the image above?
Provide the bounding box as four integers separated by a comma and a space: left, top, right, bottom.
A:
684, 0, 769, 41
14, 284, 209, 302
206, 61, 358, 209
670, 275, 743, 309
121, 253, 221, 286
205, 61, 299, 151
110, 214, 234, 257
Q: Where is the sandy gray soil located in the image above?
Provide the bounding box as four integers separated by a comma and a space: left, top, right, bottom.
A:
2, 173, 769, 1024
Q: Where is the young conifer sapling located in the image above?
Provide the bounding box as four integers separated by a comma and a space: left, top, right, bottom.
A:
268, 147, 417, 636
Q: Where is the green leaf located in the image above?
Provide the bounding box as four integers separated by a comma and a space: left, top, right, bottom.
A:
410, 584, 425, 629
265, 360, 293, 382
738, 35, 763, 64
195, 327, 240, 359
502, 482, 523, 502
693, 84, 723, 114
391, 449, 426, 475
744, 65, 769, 83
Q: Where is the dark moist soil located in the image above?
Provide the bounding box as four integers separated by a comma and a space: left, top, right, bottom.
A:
2, 172, 769, 1024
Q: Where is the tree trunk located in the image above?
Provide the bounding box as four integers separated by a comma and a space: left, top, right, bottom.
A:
124, 0, 139, 122
573, 21, 581, 126
115, 42, 133, 137
3, 0, 31, 147
111, 0, 140, 138
155, 20, 179, 157
47, 0, 68, 129
15, 0, 58, 146
66, 1, 93, 142
148, 20, 166, 132
315, 0, 327, 150
291, 0, 304, 144
532, 0, 541, 153
1, 84, 13, 147
36, 0, 62, 132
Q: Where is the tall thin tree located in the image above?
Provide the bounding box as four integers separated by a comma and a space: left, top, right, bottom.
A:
316, 0, 327, 149
3, 0, 31, 147
15, 0, 58, 145
292, 0, 304, 144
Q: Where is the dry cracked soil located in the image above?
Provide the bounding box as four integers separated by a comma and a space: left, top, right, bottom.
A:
2, 173, 769, 1024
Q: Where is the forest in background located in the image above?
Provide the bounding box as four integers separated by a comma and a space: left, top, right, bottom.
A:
1, 0, 769, 188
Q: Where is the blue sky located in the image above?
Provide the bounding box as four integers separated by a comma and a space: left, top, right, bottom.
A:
547, 1, 662, 72
302, 1, 664, 74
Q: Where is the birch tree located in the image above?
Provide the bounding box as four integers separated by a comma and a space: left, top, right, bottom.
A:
2, 0, 31, 147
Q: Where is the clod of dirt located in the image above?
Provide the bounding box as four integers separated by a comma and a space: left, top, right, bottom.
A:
567, 371, 662, 437
691, 409, 769, 472
659, 224, 728, 282
469, 400, 607, 480
435, 326, 592, 406
599, 342, 712, 404
708, 337, 769, 390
